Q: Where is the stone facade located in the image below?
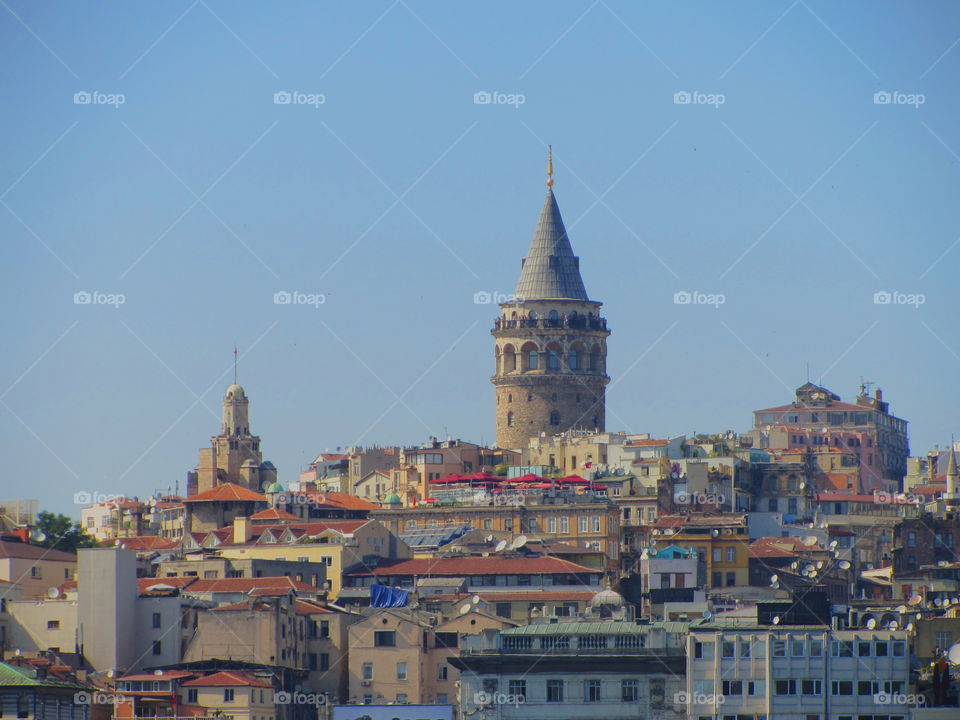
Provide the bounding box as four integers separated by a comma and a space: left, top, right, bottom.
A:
492, 177, 610, 450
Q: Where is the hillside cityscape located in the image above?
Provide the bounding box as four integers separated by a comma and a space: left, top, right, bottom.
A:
4, 3, 960, 720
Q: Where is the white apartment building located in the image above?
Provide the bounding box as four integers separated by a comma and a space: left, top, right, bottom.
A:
686, 621, 912, 720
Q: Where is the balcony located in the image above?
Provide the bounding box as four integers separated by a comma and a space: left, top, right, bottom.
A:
494, 316, 608, 332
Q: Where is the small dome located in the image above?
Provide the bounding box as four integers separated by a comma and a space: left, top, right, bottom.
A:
383, 493, 402, 505
261, 461, 275, 469
590, 589, 624, 607
226, 384, 246, 398
265, 481, 284, 494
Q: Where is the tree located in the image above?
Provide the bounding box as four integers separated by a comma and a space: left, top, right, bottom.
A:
33, 511, 99, 554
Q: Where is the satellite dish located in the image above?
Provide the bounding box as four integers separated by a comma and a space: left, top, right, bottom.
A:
770, 574, 779, 584
459, 603, 471, 616
866, 618, 877, 630
703, 610, 712, 619
153, 669, 163, 676
888, 621, 899, 630
816, 561, 825, 569
107, 670, 115, 679
896, 605, 908, 614
802, 536, 818, 546
908, 594, 922, 606
771, 581, 780, 589
829, 540, 838, 550
790, 561, 799, 570
711, 529, 719, 537
935, 598, 944, 607
46, 587, 61, 599
906, 623, 914, 632
772, 616, 781, 625
640, 549, 649, 560
838, 560, 851, 570
494, 540, 507, 553
485, 535, 494, 543
472, 595, 481, 605
947, 643, 960, 665
29, 529, 47, 543
510, 535, 528, 551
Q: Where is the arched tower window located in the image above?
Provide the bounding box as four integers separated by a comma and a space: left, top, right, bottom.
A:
549, 411, 560, 426
507, 394, 512, 403
568, 350, 578, 370
507, 411, 515, 427
548, 350, 559, 370
521, 342, 539, 371
502, 344, 517, 373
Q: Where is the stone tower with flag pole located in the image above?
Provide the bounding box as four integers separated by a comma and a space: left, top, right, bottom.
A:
491, 148, 611, 450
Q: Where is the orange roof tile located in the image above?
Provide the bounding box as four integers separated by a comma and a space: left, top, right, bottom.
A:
183, 483, 266, 503
185, 576, 318, 595
248, 508, 300, 521
119, 536, 179, 551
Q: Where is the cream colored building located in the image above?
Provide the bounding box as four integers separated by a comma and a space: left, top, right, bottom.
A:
347, 607, 515, 706
181, 671, 275, 720
0, 540, 76, 600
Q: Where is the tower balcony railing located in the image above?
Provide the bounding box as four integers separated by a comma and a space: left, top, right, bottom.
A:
494, 316, 608, 331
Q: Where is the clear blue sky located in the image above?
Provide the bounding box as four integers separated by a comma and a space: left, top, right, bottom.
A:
3, 1, 959, 515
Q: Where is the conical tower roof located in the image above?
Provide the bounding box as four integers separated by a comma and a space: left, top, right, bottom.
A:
514, 187, 589, 301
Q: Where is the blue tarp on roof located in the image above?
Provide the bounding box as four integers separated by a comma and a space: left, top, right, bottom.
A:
370, 584, 409, 608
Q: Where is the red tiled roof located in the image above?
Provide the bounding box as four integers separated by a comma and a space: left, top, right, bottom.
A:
626, 439, 668, 447
211, 600, 272, 612
183, 483, 266, 503
185, 576, 318, 594
119, 536, 179, 551
248, 508, 300, 521
750, 544, 800, 559
294, 599, 335, 615
137, 577, 198, 595
0, 538, 78, 562
349, 556, 597, 577
815, 492, 882, 503
182, 672, 273, 689
755, 401, 871, 415
299, 492, 377, 510
218, 519, 368, 543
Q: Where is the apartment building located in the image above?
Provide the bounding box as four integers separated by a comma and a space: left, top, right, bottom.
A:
686, 621, 912, 720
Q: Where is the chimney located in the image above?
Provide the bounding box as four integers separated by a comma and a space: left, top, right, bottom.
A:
233, 516, 252, 544
875, 388, 882, 401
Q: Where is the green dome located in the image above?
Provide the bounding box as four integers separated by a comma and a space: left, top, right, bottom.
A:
384, 493, 402, 504
265, 481, 284, 494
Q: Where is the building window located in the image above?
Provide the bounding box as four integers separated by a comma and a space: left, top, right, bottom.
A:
775, 680, 797, 695
726, 572, 735, 586
435, 632, 458, 649
550, 411, 560, 426
906, 531, 916, 547
396, 662, 407, 680
694, 641, 714, 659
548, 351, 559, 370
622, 679, 639, 702
507, 411, 515, 427
726, 547, 736, 562
438, 664, 448, 680
547, 517, 557, 533
584, 680, 601, 702
308, 653, 317, 670
186, 689, 198, 703
374, 631, 396, 647
152, 612, 161, 629
934, 631, 952, 650
579, 516, 589, 533
712, 548, 721, 562
801, 680, 822, 695
740, 641, 751, 658
772, 640, 785, 657
508, 680, 526, 700
223, 689, 234, 702
47, 620, 60, 630
810, 638, 823, 657
496, 603, 512, 619
831, 681, 852, 695
559, 517, 569, 533
791, 638, 805, 657
528, 351, 538, 369
722, 680, 743, 695
30, 567, 41, 579
362, 663, 373, 680
546, 680, 564, 702
152, 641, 161, 655
722, 641, 735, 658
568, 351, 578, 370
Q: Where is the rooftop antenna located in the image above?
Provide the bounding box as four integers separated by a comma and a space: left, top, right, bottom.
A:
546, 145, 554, 188
233, 346, 238, 385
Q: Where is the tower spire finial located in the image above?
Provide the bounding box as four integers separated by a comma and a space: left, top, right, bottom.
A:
546, 145, 554, 188
233, 346, 238, 385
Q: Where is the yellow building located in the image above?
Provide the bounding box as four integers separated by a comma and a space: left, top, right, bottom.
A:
649, 515, 749, 588
195, 517, 411, 597
181, 671, 275, 720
